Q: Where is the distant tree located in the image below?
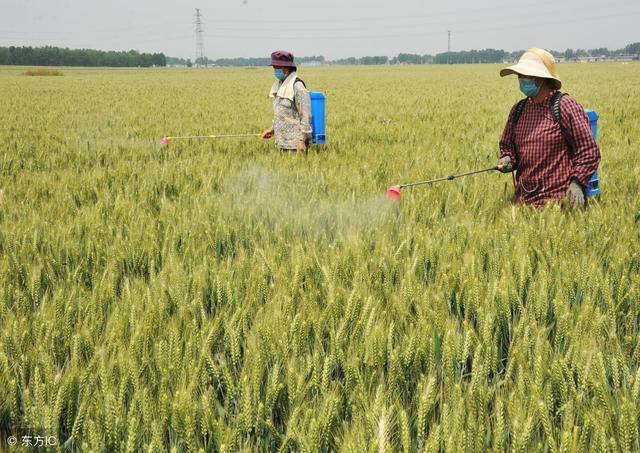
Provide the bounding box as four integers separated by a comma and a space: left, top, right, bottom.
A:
298, 55, 325, 64
432, 49, 505, 64
0, 45, 166, 67
625, 42, 640, 55
212, 57, 270, 66
334, 57, 357, 65
575, 49, 588, 58
153, 53, 166, 66
359, 56, 387, 65
397, 53, 423, 64
507, 50, 525, 62
167, 56, 188, 66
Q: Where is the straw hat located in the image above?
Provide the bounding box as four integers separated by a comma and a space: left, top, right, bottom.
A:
500, 48, 562, 89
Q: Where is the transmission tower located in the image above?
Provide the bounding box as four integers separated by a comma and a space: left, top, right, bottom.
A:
194, 8, 206, 67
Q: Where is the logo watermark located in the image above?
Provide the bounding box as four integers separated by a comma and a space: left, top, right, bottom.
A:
5, 435, 57, 448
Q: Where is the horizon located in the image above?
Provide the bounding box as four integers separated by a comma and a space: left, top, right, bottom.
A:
3, 43, 639, 63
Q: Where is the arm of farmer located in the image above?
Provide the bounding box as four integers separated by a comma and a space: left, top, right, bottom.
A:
497, 104, 518, 172
560, 96, 601, 187
294, 81, 313, 152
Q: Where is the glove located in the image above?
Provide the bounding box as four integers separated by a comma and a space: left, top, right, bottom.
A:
565, 179, 586, 208
261, 128, 274, 139
497, 156, 514, 173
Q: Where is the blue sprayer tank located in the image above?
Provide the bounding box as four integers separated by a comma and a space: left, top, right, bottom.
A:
310, 91, 326, 145
584, 109, 600, 197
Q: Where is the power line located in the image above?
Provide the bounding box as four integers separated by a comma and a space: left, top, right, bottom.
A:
4, 6, 635, 48
1, 6, 637, 56
200, 0, 636, 25
197, 10, 640, 41
2, 0, 634, 37
1, 2, 637, 40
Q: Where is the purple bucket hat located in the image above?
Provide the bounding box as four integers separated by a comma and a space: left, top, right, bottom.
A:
270, 50, 296, 68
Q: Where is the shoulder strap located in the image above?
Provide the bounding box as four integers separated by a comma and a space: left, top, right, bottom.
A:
549, 91, 576, 153
512, 98, 528, 125
513, 91, 567, 126
549, 91, 565, 123
294, 77, 306, 88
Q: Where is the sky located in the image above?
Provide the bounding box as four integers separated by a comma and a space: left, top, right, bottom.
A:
1, 0, 639, 60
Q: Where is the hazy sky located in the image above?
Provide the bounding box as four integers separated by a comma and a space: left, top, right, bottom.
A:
1, 0, 638, 59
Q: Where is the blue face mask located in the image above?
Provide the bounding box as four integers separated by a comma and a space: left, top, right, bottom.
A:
274, 68, 287, 81
519, 78, 540, 97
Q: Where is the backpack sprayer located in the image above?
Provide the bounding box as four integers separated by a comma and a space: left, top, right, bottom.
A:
309, 91, 326, 145
584, 109, 600, 196
161, 91, 326, 146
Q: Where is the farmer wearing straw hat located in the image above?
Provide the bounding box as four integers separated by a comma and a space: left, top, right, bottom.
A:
261, 51, 313, 153
496, 48, 601, 208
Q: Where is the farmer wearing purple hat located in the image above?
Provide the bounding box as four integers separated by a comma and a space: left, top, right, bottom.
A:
261, 51, 312, 153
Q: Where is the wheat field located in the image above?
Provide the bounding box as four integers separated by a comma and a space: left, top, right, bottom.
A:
1, 62, 639, 451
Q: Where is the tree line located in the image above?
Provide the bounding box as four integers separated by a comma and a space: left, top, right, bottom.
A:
0, 46, 166, 67
325, 44, 639, 65
1, 43, 637, 68
168, 43, 639, 67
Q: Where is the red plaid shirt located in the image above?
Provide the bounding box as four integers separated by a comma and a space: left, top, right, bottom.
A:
499, 91, 601, 206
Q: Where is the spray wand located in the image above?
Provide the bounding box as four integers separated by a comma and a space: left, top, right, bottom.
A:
386, 166, 499, 200
162, 133, 261, 145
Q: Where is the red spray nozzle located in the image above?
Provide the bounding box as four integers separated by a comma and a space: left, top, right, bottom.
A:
386, 185, 401, 200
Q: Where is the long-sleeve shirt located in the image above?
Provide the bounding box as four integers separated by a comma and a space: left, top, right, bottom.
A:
499, 91, 601, 206
270, 74, 312, 150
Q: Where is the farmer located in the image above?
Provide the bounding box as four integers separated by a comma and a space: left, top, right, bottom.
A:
261, 51, 313, 153
497, 48, 601, 208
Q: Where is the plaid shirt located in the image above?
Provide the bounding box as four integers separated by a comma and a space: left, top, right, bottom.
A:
499, 91, 601, 206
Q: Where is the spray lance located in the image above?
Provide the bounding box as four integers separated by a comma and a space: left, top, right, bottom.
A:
162, 133, 261, 145
386, 166, 500, 200
161, 91, 327, 146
